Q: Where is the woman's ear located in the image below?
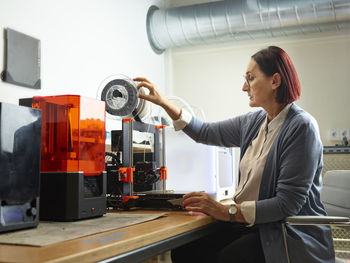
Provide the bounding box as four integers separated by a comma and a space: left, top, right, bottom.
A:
272, 73, 281, 90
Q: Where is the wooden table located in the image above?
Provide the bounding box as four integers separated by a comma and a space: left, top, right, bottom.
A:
0, 211, 218, 263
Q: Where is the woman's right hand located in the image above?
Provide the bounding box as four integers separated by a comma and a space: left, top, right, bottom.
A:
133, 77, 182, 120
133, 77, 167, 107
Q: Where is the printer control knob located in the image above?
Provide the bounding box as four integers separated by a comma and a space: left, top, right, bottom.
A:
26, 207, 37, 217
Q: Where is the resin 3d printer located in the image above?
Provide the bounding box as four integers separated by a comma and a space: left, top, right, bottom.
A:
20, 95, 107, 221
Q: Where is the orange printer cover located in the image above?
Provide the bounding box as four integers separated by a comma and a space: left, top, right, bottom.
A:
32, 95, 105, 176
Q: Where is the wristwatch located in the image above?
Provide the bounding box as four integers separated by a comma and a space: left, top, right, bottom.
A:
228, 204, 238, 222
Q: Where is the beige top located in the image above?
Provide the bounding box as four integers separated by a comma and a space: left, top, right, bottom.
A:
234, 104, 291, 225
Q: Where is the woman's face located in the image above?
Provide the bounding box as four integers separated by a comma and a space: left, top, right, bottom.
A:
242, 59, 277, 108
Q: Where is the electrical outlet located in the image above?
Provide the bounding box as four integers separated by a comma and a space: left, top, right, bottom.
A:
329, 129, 340, 140
340, 129, 349, 139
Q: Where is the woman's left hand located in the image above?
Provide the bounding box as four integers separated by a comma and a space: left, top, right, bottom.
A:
183, 192, 230, 221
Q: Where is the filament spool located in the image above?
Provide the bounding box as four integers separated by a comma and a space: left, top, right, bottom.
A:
98, 75, 150, 120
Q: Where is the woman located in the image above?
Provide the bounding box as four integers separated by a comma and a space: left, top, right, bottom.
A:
134, 46, 334, 263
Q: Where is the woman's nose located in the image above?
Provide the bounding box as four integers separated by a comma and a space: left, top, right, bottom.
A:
242, 82, 248, 91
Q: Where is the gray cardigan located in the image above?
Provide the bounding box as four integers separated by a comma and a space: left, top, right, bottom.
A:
183, 103, 334, 263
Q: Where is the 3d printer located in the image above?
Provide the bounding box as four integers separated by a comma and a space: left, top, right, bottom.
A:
100, 76, 183, 210
0, 102, 41, 233
106, 119, 182, 209
20, 95, 107, 221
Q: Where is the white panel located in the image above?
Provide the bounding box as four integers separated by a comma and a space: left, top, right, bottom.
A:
215, 147, 239, 201
166, 127, 216, 195
165, 127, 240, 201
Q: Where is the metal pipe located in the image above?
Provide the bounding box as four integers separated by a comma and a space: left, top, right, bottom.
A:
281, 223, 291, 263
147, 0, 350, 53
129, 120, 134, 196
161, 127, 166, 193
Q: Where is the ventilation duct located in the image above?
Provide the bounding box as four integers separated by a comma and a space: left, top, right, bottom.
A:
146, 0, 350, 54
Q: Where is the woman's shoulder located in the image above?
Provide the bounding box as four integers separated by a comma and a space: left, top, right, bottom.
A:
288, 104, 318, 126
284, 104, 321, 138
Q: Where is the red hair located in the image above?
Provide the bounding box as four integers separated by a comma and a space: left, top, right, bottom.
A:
252, 46, 301, 104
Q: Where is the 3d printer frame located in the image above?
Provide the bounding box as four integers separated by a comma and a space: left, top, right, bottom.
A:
107, 118, 185, 210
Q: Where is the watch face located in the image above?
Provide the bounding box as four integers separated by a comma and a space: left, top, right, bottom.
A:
229, 205, 237, 214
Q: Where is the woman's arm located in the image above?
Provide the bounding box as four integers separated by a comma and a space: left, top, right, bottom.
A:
182, 112, 257, 148
134, 77, 250, 148
133, 77, 182, 120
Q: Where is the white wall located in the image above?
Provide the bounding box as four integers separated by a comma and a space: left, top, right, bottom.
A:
171, 31, 350, 146
0, 0, 165, 131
